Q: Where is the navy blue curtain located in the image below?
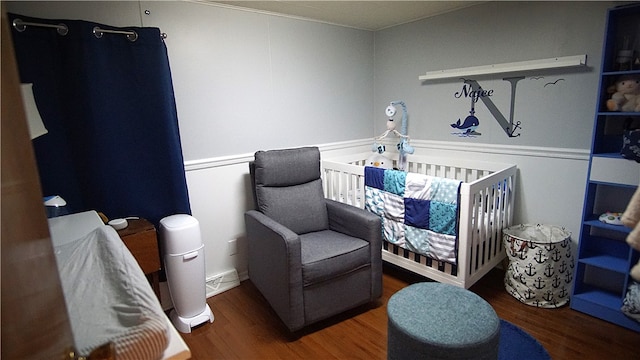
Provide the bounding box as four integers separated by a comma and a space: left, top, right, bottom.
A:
10, 13, 191, 226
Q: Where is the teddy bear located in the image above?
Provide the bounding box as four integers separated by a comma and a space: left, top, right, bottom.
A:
606, 75, 640, 112
622, 186, 640, 281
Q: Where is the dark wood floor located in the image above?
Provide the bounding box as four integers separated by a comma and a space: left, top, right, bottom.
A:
180, 265, 638, 359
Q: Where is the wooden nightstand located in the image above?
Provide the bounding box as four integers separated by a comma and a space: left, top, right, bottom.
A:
117, 218, 161, 299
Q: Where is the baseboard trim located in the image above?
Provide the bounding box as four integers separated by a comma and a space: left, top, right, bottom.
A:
205, 269, 241, 298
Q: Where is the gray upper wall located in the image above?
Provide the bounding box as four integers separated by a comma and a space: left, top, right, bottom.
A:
142, 2, 375, 160
6, 1, 375, 161
374, 1, 614, 149
6, 1, 619, 159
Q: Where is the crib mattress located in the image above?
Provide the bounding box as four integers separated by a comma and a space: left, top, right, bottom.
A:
51, 213, 169, 360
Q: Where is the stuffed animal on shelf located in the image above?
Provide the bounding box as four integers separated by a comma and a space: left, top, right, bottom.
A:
622, 186, 640, 281
365, 153, 392, 169
606, 75, 640, 112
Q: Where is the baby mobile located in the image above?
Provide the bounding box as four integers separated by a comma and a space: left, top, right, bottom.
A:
369, 101, 415, 171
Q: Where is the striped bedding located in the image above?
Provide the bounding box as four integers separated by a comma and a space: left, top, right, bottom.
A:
53, 222, 168, 359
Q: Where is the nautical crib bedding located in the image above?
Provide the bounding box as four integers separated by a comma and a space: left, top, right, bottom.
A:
364, 166, 462, 265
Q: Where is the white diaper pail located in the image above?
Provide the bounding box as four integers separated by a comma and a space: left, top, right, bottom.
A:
159, 214, 214, 333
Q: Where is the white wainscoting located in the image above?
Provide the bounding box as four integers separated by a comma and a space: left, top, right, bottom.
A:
184, 139, 589, 292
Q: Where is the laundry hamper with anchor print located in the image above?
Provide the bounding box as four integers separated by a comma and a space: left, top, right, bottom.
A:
503, 224, 574, 308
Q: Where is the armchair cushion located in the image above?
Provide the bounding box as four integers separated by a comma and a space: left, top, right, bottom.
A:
257, 179, 328, 235
300, 230, 371, 287
253, 147, 329, 234
254, 147, 320, 186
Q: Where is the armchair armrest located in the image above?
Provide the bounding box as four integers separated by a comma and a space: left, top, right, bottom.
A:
326, 199, 381, 246
325, 199, 383, 300
244, 210, 305, 330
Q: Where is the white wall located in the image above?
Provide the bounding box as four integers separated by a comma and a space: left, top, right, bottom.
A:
183, 141, 370, 286
6, 1, 620, 291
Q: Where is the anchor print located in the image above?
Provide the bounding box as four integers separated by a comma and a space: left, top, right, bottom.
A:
544, 243, 555, 251
534, 249, 546, 264
543, 290, 554, 302
505, 276, 513, 286
510, 289, 520, 298
558, 286, 568, 298
533, 276, 546, 290
524, 263, 537, 276
552, 275, 561, 288
518, 250, 527, 260
559, 260, 568, 274
551, 248, 562, 262
523, 288, 535, 299
518, 273, 527, 285
507, 121, 522, 137
544, 263, 555, 277
564, 270, 573, 284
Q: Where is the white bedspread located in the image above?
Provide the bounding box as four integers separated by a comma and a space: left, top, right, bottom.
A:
54, 223, 169, 359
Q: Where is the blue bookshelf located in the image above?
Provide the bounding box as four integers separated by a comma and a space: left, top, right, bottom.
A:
571, 3, 640, 332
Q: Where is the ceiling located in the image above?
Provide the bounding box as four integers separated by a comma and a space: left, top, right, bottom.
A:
208, 1, 486, 31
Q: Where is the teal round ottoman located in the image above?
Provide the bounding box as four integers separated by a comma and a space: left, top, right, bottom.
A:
387, 283, 500, 360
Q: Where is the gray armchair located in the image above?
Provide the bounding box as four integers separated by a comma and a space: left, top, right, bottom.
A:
244, 147, 382, 332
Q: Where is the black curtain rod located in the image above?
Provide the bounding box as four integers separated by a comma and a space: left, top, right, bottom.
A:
12, 18, 167, 42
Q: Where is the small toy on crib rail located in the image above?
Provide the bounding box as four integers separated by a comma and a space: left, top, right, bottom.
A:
371, 143, 386, 154
366, 153, 392, 169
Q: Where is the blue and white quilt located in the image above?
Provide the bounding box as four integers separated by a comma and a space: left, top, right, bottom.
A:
364, 166, 462, 265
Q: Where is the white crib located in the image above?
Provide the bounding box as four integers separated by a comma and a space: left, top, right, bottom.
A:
322, 152, 517, 289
